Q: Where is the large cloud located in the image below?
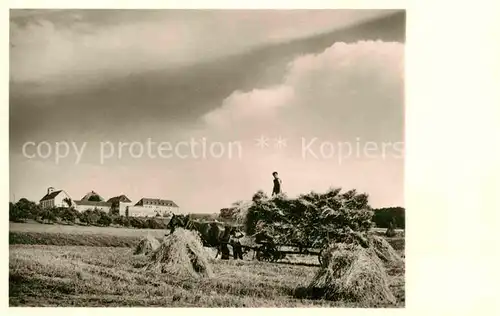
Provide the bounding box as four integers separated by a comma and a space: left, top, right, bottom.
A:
202, 40, 404, 142
10, 10, 397, 89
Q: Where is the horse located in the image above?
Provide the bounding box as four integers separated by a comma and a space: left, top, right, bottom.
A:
166, 214, 241, 260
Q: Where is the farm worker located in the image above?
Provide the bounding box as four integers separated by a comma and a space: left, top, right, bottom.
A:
219, 224, 232, 260
230, 228, 244, 260
272, 171, 282, 196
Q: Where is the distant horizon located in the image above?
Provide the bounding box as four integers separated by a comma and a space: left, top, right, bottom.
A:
10, 184, 404, 212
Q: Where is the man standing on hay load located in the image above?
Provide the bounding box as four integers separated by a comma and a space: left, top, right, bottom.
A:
272, 171, 282, 196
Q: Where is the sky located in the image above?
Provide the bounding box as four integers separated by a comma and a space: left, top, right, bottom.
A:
10, 9, 406, 212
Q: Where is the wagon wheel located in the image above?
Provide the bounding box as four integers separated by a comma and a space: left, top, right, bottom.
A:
256, 244, 274, 262
255, 245, 266, 261
318, 247, 326, 266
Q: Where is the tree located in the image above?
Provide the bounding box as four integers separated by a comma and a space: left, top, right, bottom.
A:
97, 212, 112, 227
109, 201, 120, 216
80, 209, 100, 225
63, 197, 73, 208
60, 208, 77, 224
112, 215, 124, 226
9, 202, 29, 222
51, 207, 67, 219
41, 208, 57, 224
122, 216, 131, 227
15, 198, 40, 220
372, 207, 405, 229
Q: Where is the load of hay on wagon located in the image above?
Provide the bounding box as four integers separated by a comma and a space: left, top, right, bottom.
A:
242, 188, 375, 247
228, 187, 403, 305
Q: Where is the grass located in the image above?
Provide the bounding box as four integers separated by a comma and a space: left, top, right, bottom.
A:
9, 222, 405, 307
9, 222, 167, 237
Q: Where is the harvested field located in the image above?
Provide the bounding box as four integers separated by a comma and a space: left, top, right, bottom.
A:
10, 244, 404, 307
9, 223, 404, 307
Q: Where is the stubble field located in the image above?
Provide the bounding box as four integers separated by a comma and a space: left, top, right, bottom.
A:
9, 222, 405, 307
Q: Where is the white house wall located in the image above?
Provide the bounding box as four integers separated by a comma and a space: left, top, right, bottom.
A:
54, 191, 72, 208
124, 206, 180, 217
118, 202, 134, 216
74, 205, 112, 213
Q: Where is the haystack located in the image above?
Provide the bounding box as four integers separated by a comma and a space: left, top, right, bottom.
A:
134, 235, 161, 256
307, 243, 396, 305
368, 234, 404, 267
145, 228, 213, 278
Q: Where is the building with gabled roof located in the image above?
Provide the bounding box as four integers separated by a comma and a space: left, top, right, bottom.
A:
80, 190, 106, 202
107, 194, 132, 204
135, 198, 178, 208
107, 194, 133, 216
73, 190, 111, 212
126, 197, 180, 217
39, 187, 73, 209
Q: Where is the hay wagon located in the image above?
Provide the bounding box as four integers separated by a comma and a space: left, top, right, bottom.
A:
241, 230, 330, 265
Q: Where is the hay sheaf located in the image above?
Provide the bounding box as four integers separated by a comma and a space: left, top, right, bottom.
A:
368, 235, 404, 267
319, 229, 403, 268
308, 243, 396, 305
134, 235, 161, 256
145, 228, 213, 278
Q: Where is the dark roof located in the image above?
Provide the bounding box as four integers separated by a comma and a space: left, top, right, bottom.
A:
135, 198, 179, 207
74, 200, 112, 207
81, 191, 105, 202
40, 190, 63, 202
107, 195, 132, 203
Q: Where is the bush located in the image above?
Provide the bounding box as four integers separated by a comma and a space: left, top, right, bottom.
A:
51, 207, 70, 220
122, 216, 131, 227
60, 207, 78, 224
146, 218, 166, 229
79, 209, 100, 225
111, 215, 124, 226
130, 217, 147, 229
97, 212, 112, 227
41, 208, 57, 224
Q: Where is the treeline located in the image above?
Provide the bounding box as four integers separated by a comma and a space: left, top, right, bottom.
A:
372, 207, 405, 229
9, 198, 169, 230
